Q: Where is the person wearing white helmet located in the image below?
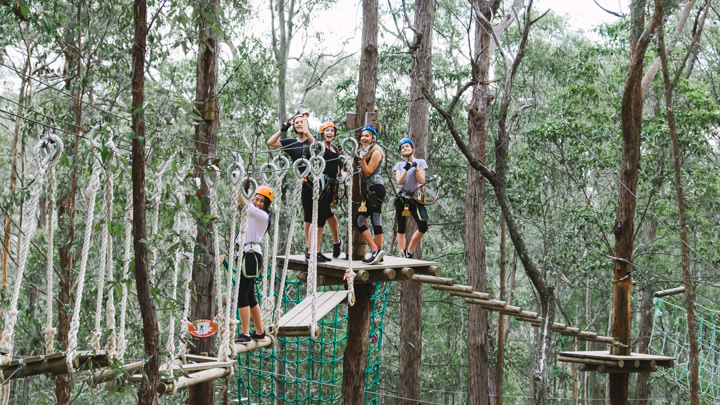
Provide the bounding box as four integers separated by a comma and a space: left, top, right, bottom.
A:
318, 121, 343, 258
393, 138, 428, 259
267, 110, 334, 263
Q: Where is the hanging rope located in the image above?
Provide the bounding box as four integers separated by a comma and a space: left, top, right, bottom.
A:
43, 162, 58, 354
341, 137, 358, 305
149, 153, 176, 282
217, 160, 244, 361
0, 132, 63, 362
262, 156, 289, 326
66, 139, 103, 372
272, 158, 310, 334
92, 144, 116, 351
177, 230, 195, 362
307, 155, 325, 338
117, 183, 133, 360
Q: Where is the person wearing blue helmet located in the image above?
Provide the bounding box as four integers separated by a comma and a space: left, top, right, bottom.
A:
393, 137, 428, 259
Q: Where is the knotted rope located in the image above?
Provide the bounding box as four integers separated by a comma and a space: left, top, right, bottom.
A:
261, 156, 289, 326
306, 157, 324, 337
341, 137, 358, 305
272, 158, 309, 334
149, 153, 176, 282
117, 184, 133, 360
43, 163, 57, 354
1, 133, 62, 362
66, 141, 102, 372
92, 149, 115, 351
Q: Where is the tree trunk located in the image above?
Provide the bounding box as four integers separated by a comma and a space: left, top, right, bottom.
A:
189, 0, 221, 403
343, 1, 378, 402
611, 1, 662, 402
342, 283, 373, 404
657, 17, 699, 403
465, 2, 500, 404
132, 0, 160, 403
495, 216, 507, 405
398, 0, 435, 403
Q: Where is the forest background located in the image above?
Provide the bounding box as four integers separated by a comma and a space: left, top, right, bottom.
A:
0, 0, 719, 403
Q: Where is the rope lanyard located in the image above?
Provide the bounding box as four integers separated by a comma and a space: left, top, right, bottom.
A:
66, 135, 103, 372
306, 151, 326, 337
341, 138, 358, 305
117, 183, 133, 360
272, 158, 310, 334
262, 156, 289, 327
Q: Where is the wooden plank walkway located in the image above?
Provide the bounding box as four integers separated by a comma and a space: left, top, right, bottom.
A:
411, 274, 620, 347
275, 290, 350, 337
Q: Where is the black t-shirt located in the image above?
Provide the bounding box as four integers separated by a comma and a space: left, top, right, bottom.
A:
279, 137, 312, 162
323, 144, 341, 178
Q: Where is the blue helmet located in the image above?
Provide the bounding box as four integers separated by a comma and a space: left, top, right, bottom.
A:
398, 137, 414, 150
360, 125, 378, 138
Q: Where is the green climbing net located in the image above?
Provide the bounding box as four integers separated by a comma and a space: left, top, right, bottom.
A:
650, 297, 720, 399
237, 279, 390, 403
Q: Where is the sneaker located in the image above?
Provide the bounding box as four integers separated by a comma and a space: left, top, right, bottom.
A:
234, 334, 251, 344
333, 241, 342, 258
399, 249, 407, 258
318, 252, 332, 262
362, 248, 384, 265
251, 331, 266, 340
405, 251, 413, 259
305, 250, 311, 262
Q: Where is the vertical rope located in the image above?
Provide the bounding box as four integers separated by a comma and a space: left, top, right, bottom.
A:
343, 157, 356, 305
92, 164, 113, 351
66, 147, 102, 371
43, 164, 57, 354
272, 178, 304, 334
149, 153, 175, 281
218, 185, 239, 361
209, 184, 226, 360
105, 234, 116, 357
117, 184, 132, 360
227, 189, 249, 358
177, 232, 195, 361
262, 172, 287, 326
164, 210, 182, 369
307, 175, 320, 337
0, 159, 47, 362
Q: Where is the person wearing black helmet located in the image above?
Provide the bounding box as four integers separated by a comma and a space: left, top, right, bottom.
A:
267, 110, 334, 263
393, 138, 428, 259
355, 125, 386, 264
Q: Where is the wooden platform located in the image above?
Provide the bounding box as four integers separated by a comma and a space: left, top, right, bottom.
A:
558, 350, 674, 374
0, 351, 109, 382
280, 254, 440, 285
273, 290, 350, 337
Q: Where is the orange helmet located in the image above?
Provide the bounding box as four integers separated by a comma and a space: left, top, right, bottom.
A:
319, 122, 336, 134
256, 185, 273, 203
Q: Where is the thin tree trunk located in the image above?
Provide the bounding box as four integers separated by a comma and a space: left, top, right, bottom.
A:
343, 2, 377, 402
55, 19, 83, 400
132, 0, 160, 403
496, 216, 507, 405
398, 0, 435, 403
189, 0, 221, 403
657, 15, 699, 403
610, 0, 662, 401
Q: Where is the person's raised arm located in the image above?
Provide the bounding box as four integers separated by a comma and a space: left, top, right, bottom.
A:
267, 120, 292, 148
360, 149, 382, 177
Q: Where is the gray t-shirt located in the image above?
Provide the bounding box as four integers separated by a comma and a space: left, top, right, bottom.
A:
393, 159, 428, 193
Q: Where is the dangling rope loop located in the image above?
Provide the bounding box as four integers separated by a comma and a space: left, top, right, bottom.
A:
66, 134, 103, 372
262, 159, 288, 326
306, 156, 326, 337
117, 183, 132, 360
342, 139, 357, 306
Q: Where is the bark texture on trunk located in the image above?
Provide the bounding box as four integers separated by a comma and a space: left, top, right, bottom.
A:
132, 0, 160, 403
189, 0, 221, 403
342, 2, 378, 402
610, 1, 662, 402
398, 0, 435, 403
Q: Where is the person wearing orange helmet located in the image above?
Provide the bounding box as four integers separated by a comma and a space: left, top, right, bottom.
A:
234, 185, 273, 344
318, 121, 343, 258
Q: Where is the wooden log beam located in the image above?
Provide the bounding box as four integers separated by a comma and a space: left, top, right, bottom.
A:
396, 267, 414, 280
158, 367, 233, 394
450, 290, 492, 301
89, 360, 144, 386
411, 274, 453, 285
558, 355, 623, 368
413, 265, 441, 276
653, 286, 685, 297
